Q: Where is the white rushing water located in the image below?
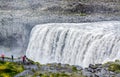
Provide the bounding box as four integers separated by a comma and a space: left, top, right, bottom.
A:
26, 21, 120, 67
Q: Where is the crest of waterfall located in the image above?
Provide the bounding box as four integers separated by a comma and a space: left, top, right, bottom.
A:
26, 21, 120, 67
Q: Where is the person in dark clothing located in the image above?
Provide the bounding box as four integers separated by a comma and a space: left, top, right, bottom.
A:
1, 54, 4, 61
11, 55, 14, 62
22, 55, 26, 63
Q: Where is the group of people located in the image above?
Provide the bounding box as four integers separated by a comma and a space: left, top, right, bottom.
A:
0, 54, 26, 63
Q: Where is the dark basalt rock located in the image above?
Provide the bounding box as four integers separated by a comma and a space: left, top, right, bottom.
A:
41, 0, 120, 14
64, 2, 119, 14
81, 63, 120, 77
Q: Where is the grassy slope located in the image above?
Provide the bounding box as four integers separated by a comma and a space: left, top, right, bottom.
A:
0, 61, 24, 77
104, 60, 120, 73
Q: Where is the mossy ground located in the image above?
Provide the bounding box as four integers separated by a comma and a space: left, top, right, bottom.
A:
0, 60, 24, 77
33, 72, 86, 77
32, 63, 86, 77
104, 60, 120, 73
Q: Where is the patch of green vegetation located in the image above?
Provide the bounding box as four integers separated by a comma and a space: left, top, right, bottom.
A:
33, 71, 86, 77
0, 61, 24, 77
108, 63, 120, 73
26, 57, 36, 64
72, 66, 77, 72
104, 60, 120, 73
33, 72, 73, 77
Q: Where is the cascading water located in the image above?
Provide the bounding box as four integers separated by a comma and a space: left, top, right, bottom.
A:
26, 21, 120, 67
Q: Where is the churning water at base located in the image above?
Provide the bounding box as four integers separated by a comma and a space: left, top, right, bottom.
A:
26, 21, 120, 67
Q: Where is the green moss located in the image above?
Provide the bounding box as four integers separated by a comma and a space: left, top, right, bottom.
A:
115, 60, 120, 63
72, 66, 77, 72
104, 60, 120, 73
108, 63, 120, 73
33, 71, 86, 77
26, 57, 36, 64
0, 61, 24, 77
41, 74, 49, 77
39, 73, 69, 77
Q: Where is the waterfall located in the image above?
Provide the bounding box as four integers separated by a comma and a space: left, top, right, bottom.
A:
26, 21, 120, 67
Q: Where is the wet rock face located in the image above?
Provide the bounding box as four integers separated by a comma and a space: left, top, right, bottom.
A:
0, 16, 31, 53
0, 35, 18, 48
62, 2, 113, 14
44, 0, 120, 14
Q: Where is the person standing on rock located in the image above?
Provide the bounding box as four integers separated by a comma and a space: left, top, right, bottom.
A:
22, 55, 26, 64
11, 55, 14, 62
1, 54, 4, 61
